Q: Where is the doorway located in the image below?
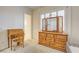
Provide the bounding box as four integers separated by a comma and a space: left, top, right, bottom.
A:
24, 13, 32, 43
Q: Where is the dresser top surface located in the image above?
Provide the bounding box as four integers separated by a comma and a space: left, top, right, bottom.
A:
39, 32, 68, 36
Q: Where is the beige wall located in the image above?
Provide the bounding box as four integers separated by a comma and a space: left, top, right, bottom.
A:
0, 30, 8, 50
71, 7, 79, 45
32, 6, 79, 46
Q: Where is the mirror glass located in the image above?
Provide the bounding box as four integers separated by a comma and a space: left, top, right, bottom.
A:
47, 18, 57, 31
42, 19, 46, 31
59, 16, 63, 32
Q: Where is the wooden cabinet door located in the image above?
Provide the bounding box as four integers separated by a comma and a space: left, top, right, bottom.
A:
54, 35, 67, 52
46, 33, 53, 46
48, 34, 55, 48
39, 32, 46, 45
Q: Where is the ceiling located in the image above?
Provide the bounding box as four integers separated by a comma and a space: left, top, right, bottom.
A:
27, 6, 41, 10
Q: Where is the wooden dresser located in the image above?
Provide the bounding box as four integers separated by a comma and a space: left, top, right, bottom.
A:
8, 29, 24, 50
39, 32, 68, 52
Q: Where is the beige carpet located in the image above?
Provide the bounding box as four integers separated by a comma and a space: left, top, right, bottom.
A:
0, 40, 63, 53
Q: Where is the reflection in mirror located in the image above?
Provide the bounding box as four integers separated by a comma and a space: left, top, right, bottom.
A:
47, 18, 57, 31
42, 19, 46, 31
59, 16, 63, 32
42, 16, 63, 32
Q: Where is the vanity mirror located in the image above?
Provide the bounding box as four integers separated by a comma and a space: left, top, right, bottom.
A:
42, 16, 63, 32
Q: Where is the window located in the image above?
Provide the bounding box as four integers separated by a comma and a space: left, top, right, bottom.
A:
45, 13, 50, 18
40, 14, 44, 30
51, 12, 57, 17
58, 10, 64, 16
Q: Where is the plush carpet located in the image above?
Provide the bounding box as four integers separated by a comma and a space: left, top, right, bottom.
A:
0, 40, 63, 53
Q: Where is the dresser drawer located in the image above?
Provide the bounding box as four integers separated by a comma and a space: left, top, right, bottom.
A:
55, 47, 66, 52
55, 40, 66, 44
39, 37, 46, 41
54, 46, 66, 52
55, 42, 66, 45
55, 35, 67, 39
55, 46, 65, 49
55, 43, 65, 47
39, 40, 46, 44
39, 33, 46, 37
39, 42, 46, 46
39, 36, 45, 40
55, 38, 67, 42
46, 33, 54, 38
